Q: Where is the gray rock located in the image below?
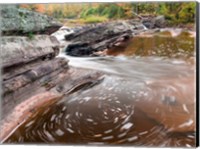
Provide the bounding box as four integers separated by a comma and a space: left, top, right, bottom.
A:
64, 20, 144, 56
142, 15, 166, 29
1, 5, 62, 35
154, 15, 166, 28
2, 58, 68, 95
1, 35, 60, 68
161, 95, 177, 106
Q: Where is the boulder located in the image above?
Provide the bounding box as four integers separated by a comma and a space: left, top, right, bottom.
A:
1, 5, 62, 35
64, 20, 145, 56
65, 42, 93, 56
142, 15, 166, 29
154, 15, 166, 28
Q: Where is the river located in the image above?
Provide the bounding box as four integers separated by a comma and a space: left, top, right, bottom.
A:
4, 29, 196, 147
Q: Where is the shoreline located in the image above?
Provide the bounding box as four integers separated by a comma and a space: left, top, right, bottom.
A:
1, 66, 104, 143
0, 92, 63, 143
1, 63, 195, 142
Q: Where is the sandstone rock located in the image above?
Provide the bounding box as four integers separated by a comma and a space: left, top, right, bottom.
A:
1, 5, 62, 35
1, 6, 72, 136
1, 35, 60, 68
2, 58, 68, 95
0, 92, 63, 142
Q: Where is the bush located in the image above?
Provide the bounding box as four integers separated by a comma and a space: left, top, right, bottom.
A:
80, 3, 126, 20
80, 8, 96, 18
83, 15, 108, 24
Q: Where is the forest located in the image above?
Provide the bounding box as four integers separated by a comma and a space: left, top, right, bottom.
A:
19, 2, 196, 26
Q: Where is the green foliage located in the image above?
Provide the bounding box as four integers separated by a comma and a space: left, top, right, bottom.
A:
80, 2, 195, 25
80, 8, 96, 18
27, 32, 35, 40
83, 15, 108, 23
117, 7, 125, 18
97, 4, 105, 15
80, 4, 126, 20
21, 2, 195, 26
156, 3, 168, 15
178, 2, 195, 23
107, 4, 119, 18
101, 7, 110, 17
155, 2, 195, 25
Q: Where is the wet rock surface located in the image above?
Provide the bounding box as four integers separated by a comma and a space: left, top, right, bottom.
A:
64, 20, 149, 56
1, 67, 105, 142
63, 16, 167, 57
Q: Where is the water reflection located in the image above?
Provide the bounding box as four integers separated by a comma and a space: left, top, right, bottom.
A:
107, 30, 194, 58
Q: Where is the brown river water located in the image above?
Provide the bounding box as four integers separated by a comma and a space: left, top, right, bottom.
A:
4, 30, 196, 147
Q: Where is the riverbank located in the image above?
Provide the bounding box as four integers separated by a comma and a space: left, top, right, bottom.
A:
1, 66, 105, 142
1, 5, 196, 147
0, 6, 113, 142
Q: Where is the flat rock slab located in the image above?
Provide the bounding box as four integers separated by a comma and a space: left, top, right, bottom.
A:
1, 35, 60, 68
